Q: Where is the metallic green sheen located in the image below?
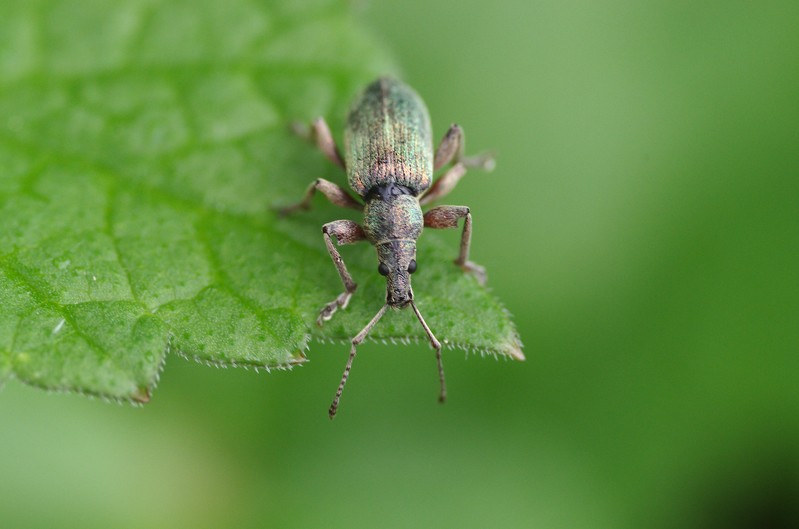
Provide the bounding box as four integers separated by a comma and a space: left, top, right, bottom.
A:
344, 77, 434, 197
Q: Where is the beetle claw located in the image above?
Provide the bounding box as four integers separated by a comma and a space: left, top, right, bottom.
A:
457, 260, 487, 286
316, 291, 353, 326
275, 202, 309, 218
461, 151, 496, 172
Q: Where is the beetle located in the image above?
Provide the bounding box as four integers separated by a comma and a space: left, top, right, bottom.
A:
279, 77, 494, 418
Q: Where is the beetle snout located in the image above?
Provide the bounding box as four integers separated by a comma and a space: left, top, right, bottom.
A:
386, 273, 413, 307
388, 290, 412, 306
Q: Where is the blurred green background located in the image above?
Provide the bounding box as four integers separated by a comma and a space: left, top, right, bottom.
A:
2, 1, 798, 528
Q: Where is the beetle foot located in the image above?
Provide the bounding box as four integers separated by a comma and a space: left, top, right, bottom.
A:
461, 151, 496, 172
316, 291, 353, 326
457, 260, 487, 286
289, 120, 311, 140
275, 202, 310, 218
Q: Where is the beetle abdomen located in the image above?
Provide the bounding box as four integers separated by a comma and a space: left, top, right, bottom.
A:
345, 77, 433, 198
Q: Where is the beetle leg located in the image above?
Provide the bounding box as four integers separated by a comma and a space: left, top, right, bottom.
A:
292, 117, 345, 170
329, 304, 388, 419
423, 124, 494, 205
423, 206, 486, 285
419, 162, 466, 206
277, 178, 363, 216
410, 301, 446, 404
433, 123, 495, 172
319, 220, 366, 325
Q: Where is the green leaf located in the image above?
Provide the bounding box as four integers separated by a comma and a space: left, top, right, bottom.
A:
0, 0, 522, 403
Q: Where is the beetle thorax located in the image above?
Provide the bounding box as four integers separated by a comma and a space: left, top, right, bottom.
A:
363, 185, 423, 243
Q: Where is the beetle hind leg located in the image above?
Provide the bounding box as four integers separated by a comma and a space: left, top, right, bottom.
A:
433, 123, 495, 172
421, 124, 494, 206
292, 117, 346, 170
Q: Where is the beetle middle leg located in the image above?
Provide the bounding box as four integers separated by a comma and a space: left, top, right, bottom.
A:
277, 178, 362, 217
421, 124, 494, 206
419, 162, 466, 206
318, 220, 366, 325
423, 205, 486, 285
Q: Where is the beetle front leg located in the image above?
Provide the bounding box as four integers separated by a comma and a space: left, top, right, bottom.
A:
423, 206, 486, 285
319, 220, 366, 325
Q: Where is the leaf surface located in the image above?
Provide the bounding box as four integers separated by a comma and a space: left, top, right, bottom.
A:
0, 0, 522, 402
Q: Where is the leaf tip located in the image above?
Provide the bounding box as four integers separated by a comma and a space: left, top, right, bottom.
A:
290, 349, 308, 364
504, 337, 526, 361
131, 386, 152, 404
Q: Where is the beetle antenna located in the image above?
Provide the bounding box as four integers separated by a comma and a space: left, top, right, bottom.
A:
329, 304, 389, 419
410, 301, 446, 403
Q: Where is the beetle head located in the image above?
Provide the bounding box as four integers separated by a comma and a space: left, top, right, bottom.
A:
376, 240, 418, 307
364, 193, 423, 308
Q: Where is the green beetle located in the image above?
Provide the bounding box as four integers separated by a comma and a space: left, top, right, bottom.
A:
279, 77, 496, 418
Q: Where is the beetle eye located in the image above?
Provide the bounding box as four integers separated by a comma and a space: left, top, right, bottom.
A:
407, 259, 417, 274
378, 263, 389, 276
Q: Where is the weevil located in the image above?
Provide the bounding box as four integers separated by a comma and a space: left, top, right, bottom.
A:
279, 77, 495, 418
